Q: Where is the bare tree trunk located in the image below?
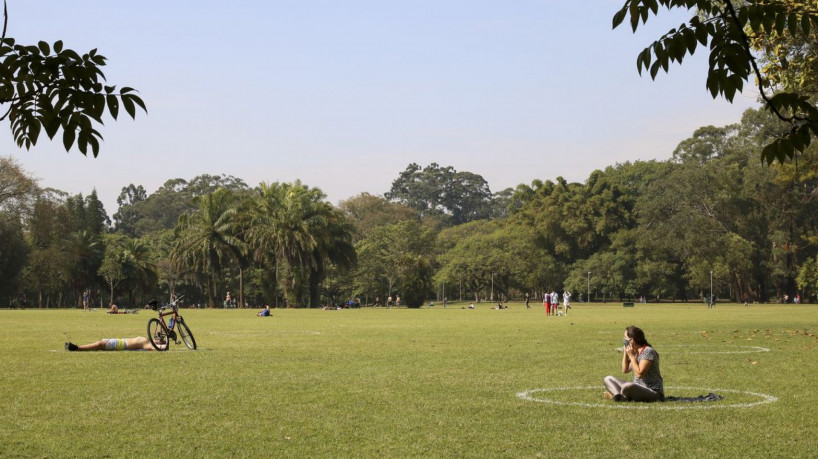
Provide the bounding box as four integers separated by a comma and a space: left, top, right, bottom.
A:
238, 266, 244, 309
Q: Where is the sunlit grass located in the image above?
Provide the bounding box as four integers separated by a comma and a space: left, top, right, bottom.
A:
1, 303, 816, 457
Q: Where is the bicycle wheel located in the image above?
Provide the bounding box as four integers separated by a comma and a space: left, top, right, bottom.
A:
147, 318, 170, 351
176, 317, 197, 350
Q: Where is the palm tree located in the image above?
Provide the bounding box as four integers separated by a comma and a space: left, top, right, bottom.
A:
173, 188, 246, 307
121, 239, 159, 307
307, 208, 357, 307
245, 181, 355, 307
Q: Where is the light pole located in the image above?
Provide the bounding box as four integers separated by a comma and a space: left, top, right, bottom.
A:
587, 271, 591, 303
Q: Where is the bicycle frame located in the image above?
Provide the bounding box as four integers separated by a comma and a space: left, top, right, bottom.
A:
157, 302, 181, 331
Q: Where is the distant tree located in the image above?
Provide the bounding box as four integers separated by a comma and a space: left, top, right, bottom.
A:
120, 238, 159, 307
112, 184, 147, 237
98, 233, 128, 306
354, 220, 434, 306
490, 187, 515, 219
338, 192, 418, 242
0, 211, 28, 299
114, 175, 250, 237
62, 229, 104, 307
797, 256, 818, 301
613, 0, 818, 163
244, 181, 353, 307
84, 190, 110, 232
0, 155, 38, 216
173, 188, 244, 308
386, 163, 493, 225
20, 195, 70, 307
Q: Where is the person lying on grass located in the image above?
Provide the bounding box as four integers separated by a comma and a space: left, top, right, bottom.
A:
65, 336, 158, 352
603, 325, 664, 402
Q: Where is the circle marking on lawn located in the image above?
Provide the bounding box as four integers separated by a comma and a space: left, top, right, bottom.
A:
517, 386, 778, 410
613, 344, 770, 354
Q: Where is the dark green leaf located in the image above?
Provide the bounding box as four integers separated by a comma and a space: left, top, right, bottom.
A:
787, 13, 799, 37
63, 127, 76, 151
613, 7, 628, 29
774, 11, 787, 35
38, 41, 50, 55
43, 116, 60, 139
650, 60, 661, 79
131, 95, 147, 114
77, 131, 88, 155
28, 119, 41, 145
683, 28, 697, 54
122, 95, 136, 119
107, 94, 119, 119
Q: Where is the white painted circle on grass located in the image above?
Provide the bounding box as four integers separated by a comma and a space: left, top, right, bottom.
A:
662, 344, 770, 354
613, 345, 770, 354
517, 386, 778, 410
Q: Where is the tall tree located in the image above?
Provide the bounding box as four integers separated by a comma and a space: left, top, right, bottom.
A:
98, 233, 128, 306
120, 238, 159, 307
338, 193, 418, 242
244, 181, 352, 307
0, 211, 28, 300
173, 188, 245, 307
0, 155, 38, 216
112, 184, 147, 237
354, 220, 434, 307
386, 163, 494, 225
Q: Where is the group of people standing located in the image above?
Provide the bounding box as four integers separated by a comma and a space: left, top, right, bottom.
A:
541, 291, 571, 316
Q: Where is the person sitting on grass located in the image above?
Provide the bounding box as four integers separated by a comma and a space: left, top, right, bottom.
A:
257, 305, 271, 317
65, 336, 158, 352
107, 303, 120, 314
603, 325, 664, 402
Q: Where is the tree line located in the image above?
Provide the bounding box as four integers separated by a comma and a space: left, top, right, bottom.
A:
1, 108, 817, 308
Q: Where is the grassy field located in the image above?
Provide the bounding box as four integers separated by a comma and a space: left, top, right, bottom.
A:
2, 302, 817, 458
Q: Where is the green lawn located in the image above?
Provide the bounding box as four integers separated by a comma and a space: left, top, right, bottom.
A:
2, 303, 816, 457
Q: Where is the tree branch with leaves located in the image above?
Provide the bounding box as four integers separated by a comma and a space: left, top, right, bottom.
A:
613, 0, 818, 163
0, 0, 146, 156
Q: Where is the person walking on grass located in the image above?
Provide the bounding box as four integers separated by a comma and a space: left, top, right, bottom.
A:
563, 290, 571, 316
603, 326, 664, 402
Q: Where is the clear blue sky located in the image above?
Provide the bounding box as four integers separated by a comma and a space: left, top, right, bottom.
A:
4, 0, 758, 214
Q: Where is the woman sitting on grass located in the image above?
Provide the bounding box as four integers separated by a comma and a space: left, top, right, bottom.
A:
603, 325, 664, 402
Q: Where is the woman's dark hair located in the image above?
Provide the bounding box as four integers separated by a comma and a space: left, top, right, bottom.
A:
626, 326, 651, 347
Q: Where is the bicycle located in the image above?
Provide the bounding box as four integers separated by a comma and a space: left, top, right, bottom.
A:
147, 296, 197, 351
